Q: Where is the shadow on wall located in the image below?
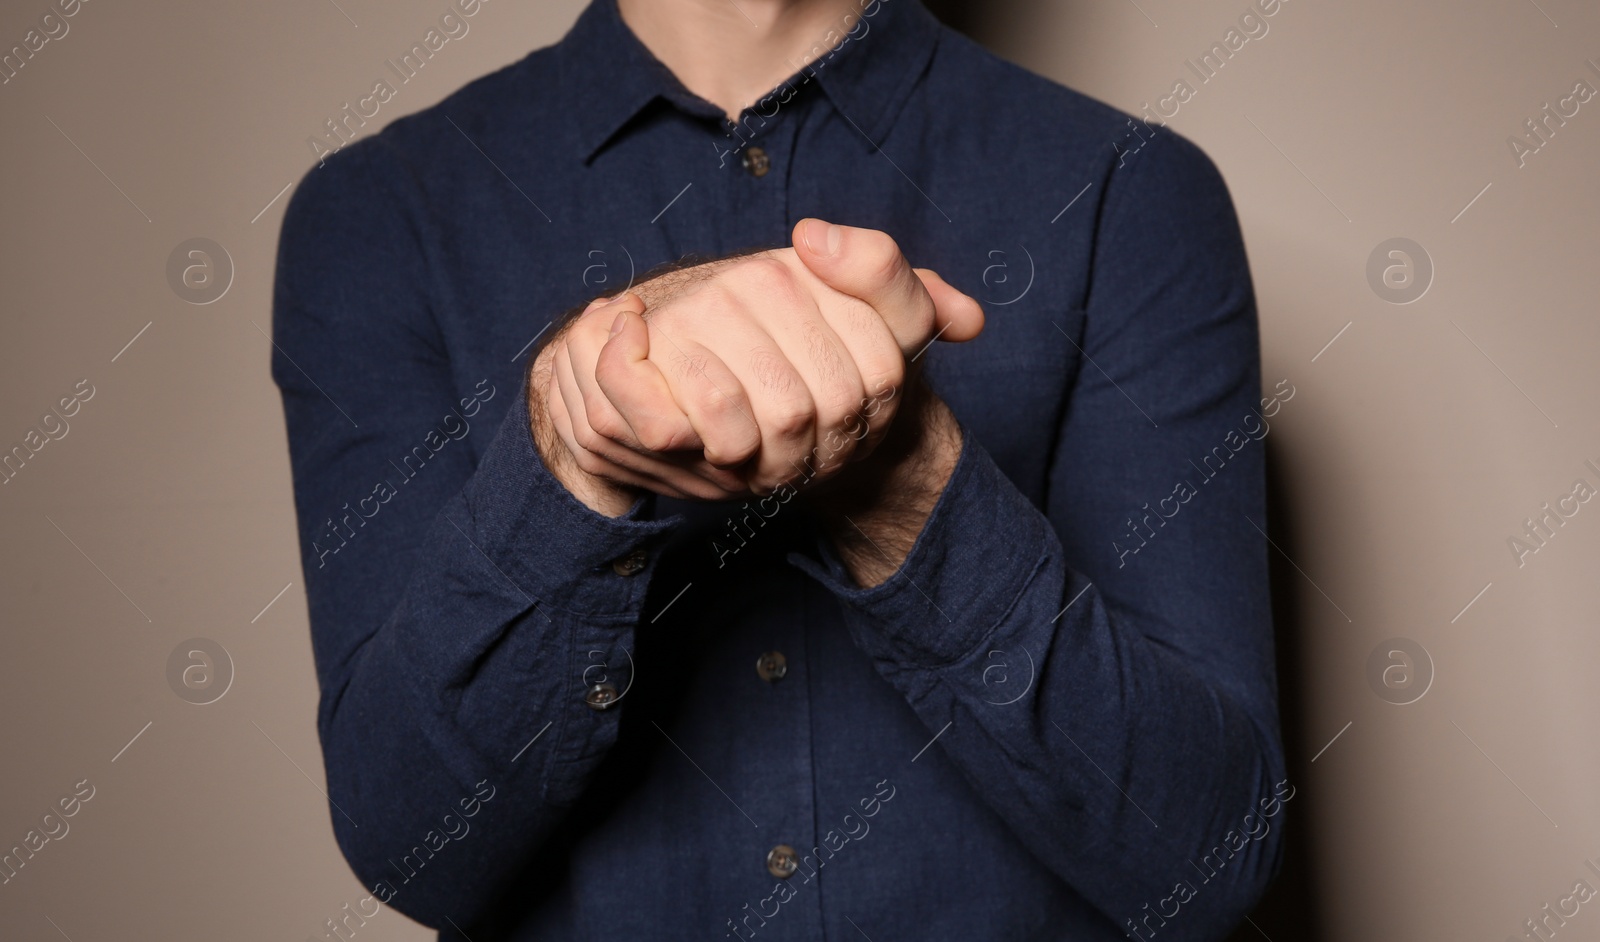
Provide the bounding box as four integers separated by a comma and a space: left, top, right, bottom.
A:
1257, 442, 1323, 942
920, 2, 1323, 939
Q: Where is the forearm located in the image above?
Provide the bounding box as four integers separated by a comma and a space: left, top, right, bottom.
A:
872, 572, 1282, 930
321, 598, 586, 923
309, 388, 677, 926
794, 433, 1285, 932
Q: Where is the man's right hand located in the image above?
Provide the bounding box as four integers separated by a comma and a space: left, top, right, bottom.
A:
528, 220, 983, 515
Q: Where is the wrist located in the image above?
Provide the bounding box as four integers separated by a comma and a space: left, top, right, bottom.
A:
810, 379, 962, 586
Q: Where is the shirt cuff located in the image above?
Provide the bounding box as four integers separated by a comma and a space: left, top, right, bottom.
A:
789, 430, 1055, 668
460, 384, 680, 617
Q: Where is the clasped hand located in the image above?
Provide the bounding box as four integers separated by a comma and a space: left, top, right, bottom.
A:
532, 219, 983, 513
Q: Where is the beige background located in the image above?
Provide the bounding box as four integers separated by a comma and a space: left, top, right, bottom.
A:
2, 0, 1596, 939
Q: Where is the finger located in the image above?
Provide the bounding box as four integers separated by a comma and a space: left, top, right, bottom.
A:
546, 353, 696, 499
553, 339, 724, 500
787, 270, 905, 466
743, 283, 867, 484
593, 308, 702, 454
568, 306, 746, 494
793, 218, 929, 355
718, 322, 825, 493
645, 325, 763, 471
722, 256, 868, 473
552, 338, 631, 473
793, 219, 984, 353
562, 310, 644, 452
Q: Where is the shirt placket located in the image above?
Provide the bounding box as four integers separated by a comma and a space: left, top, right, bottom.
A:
719, 98, 802, 249
702, 98, 829, 941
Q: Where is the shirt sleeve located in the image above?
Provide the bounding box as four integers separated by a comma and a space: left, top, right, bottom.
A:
791, 128, 1287, 935
271, 136, 677, 927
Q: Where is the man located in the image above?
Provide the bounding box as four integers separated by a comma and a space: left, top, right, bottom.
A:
272, 0, 1286, 939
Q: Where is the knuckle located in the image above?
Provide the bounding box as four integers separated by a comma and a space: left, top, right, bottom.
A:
634, 419, 679, 454
587, 406, 625, 442
574, 309, 613, 344
700, 465, 746, 491
571, 420, 604, 453
696, 283, 740, 316
750, 474, 786, 495
698, 443, 734, 472
572, 448, 607, 477
764, 395, 815, 440
819, 418, 858, 454
738, 254, 792, 287
813, 374, 865, 426
697, 385, 746, 425
734, 255, 803, 306
859, 395, 897, 431
813, 405, 853, 444
861, 355, 905, 399
697, 417, 759, 467
685, 478, 727, 501
859, 231, 905, 285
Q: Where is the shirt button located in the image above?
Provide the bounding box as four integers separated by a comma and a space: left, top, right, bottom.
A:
742, 146, 771, 178
612, 550, 648, 576
585, 682, 619, 711
766, 844, 799, 879
756, 651, 788, 683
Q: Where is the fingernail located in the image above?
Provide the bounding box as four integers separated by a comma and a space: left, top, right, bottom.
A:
804, 219, 841, 257
609, 311, 627, 337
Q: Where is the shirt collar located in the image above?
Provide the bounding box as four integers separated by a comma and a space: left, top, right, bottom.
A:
558, 0, 942, 162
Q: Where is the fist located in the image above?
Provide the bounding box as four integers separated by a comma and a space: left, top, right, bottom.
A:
534, 220, 983, 507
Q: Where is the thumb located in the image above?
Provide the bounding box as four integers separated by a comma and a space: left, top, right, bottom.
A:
794, 218, 983, 355
593, 298, 701, 453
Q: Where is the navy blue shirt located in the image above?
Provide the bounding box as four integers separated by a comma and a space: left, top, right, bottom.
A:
271, 1, 1285, 939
